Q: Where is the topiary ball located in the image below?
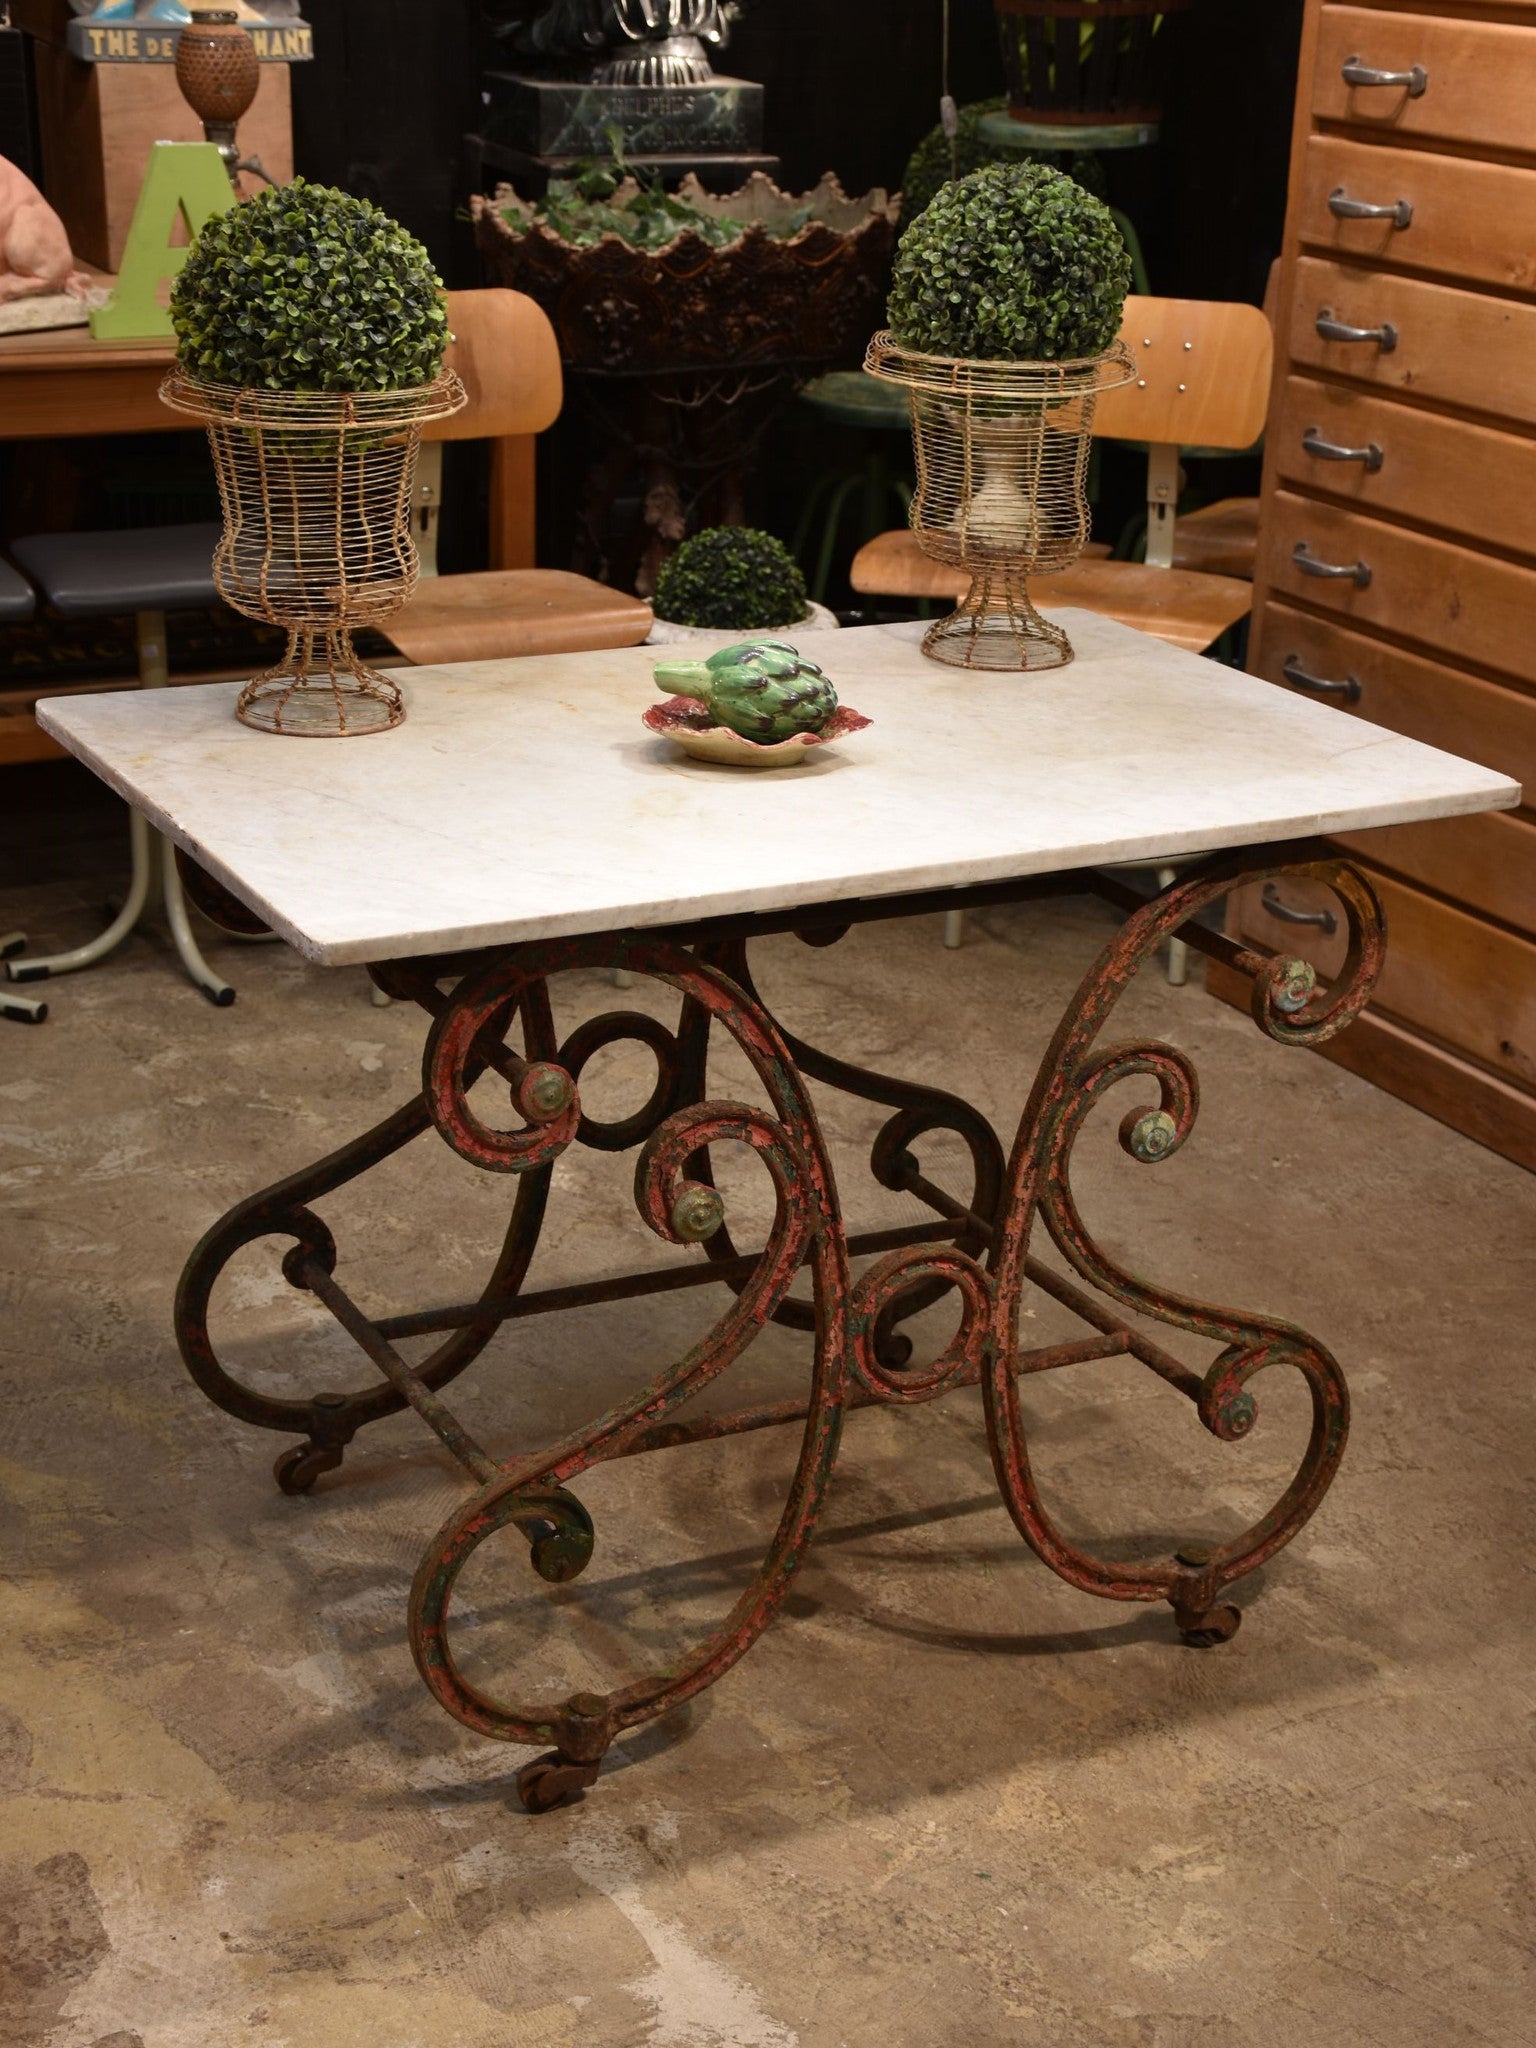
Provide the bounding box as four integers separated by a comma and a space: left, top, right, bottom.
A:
887, 160, 1131, 362
652, 527, 809, 632
172, 179, 450, 393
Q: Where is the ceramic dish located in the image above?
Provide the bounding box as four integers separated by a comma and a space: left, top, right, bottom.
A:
643, 697, 872, 769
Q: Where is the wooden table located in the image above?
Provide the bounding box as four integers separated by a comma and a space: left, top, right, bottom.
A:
36, 618, 1518, 1811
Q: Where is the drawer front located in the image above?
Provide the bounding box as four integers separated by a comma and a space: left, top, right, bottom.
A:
1232, 865, 1536, 1090
1264, 491, 1536, 682
1334, 810, 1536, 936
1272, 374, 1536, 558
1288, 257, 1536, 428
1314, 8, 1536, 157
1299, 135, 1536, 292
1251, 603, 1536, 797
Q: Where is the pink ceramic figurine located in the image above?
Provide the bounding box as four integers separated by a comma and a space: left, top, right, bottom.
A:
0, 155, 90, 305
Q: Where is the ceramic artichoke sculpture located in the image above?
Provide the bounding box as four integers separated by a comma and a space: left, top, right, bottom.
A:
653, 640, 838, 743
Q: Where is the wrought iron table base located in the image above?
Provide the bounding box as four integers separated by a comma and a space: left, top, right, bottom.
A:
175, 844, 1384, 1813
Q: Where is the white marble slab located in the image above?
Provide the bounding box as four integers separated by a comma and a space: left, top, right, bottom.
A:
37, 616, 1520, 967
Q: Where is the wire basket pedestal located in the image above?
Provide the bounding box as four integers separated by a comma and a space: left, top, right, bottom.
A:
161, 372, 466, 736
865, 334, 1135, 671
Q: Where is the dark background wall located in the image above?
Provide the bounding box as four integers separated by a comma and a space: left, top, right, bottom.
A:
289, 1, 480, 281
289, 0, 1304, 306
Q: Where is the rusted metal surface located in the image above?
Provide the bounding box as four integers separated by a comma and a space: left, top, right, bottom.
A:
174, 843, 1386, 1808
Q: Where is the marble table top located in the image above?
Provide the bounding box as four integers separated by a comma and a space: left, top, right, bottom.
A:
37, 617, 1520, 967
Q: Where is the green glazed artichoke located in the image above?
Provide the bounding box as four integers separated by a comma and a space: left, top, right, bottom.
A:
653, 640, 838, 744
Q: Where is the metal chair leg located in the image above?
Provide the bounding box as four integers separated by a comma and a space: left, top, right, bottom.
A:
4, 807, 155, 985
1, 937, 47, 1022
1158, 866, 1189, 986
161, 833, 236, 1006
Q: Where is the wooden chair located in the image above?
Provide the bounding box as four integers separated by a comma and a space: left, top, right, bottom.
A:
850, 295, 1274, 654
382, 289, 653, 665
1154, 265, 1279, 586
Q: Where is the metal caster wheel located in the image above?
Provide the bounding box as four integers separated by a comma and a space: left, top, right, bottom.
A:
273, 1442, 344, 1496
1177, 1603, 1242, 1649
515, 1753, 600, 1815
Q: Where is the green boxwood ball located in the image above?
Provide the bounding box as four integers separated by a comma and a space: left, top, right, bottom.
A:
887, 160, 1131, 363
653, 527, 809, 632
171, 180, 450, 393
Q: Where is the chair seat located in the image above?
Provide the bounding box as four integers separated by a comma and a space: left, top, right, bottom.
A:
12, 522, 222, 618
1028, 558, 1254, 653
381, 569, 654, 666
0, 559, 35, 624
850, 529, 1251, 653
850, 530, 1109, 600
1173, 496, 1260, 580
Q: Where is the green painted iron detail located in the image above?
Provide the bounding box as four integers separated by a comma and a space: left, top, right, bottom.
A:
1128, 1108, 1178, 1162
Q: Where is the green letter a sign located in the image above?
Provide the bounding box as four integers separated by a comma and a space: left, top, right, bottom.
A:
90, 143, 234, 342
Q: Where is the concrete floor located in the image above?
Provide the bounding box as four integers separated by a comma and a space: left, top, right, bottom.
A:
1, 819, 1533, 2048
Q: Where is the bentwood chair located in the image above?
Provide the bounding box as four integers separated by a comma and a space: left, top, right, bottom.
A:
381, 289, 653, 665
850, 295, 1274, 655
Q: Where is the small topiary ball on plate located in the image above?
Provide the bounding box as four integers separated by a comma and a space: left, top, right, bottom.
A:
171, 179, 450, 392
652, 526, 809, 632
887, 160, 1131, 362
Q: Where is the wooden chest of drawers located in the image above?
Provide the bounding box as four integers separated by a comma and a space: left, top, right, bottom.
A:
1224, 0, 1536, 1169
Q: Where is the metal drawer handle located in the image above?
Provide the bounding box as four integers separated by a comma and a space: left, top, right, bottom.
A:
1263, 884, 1338, 935
1302, 426, 1384, 472
1293, 542, 1371, 587
1282, 655, 1362, 703
1316, 309, 1398, 352
1329, 186, 1413, 229
1341, 55, 1428, 97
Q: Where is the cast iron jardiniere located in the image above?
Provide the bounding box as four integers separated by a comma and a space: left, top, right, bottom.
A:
162, 179, 464, 736
471, 171, 897, 594
867, 159, 1134, 671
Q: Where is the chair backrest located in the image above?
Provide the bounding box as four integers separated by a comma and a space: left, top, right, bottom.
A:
429, 288, 563, 444
410, 290, 563, 575
1094, 296, 1273, 452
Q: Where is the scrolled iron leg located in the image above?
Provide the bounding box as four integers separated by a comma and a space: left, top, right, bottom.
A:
403, 934, 852, 1804
984, 847, 1385, 1639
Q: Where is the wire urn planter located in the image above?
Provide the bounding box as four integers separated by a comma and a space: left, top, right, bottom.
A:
864, 333, 1135, 671
161, 370, 466, 736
